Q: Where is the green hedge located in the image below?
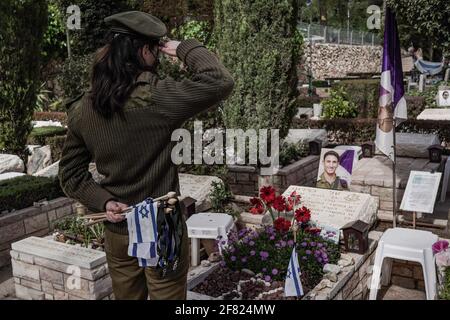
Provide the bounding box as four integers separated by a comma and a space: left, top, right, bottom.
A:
293, 118, 450, 145
33, 111, 68, 125
0, 176, 64, 213
27, 126, 67, 145
297, 96, 321, 108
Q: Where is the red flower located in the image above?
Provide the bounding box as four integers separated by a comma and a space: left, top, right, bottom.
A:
295, 206, 311, 224
274, 217, 291, 233
305, 227, 322, 235
260, 186, 276, 205
286, 200, 294, 212
289, 191, 301, 204
272, 195, 286, 212
249, 197, 264, 215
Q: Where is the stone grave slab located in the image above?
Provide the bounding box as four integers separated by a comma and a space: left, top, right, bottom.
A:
282, 186, 378, 229
0, 172, 26, 182
11, 236, 106, 269
284, 129, 329, 146
417, 108, 450, 121
179, 174, 223, 212
396, 133, 440, 158
0, 154, 25, 174
34, 161, 59, 178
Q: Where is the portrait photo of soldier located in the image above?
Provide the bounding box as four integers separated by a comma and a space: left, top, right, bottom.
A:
316, 150, 350, 191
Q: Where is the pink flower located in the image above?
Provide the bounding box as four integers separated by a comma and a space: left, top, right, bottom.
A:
436, 251, 450, 268
432, 240, 449, 255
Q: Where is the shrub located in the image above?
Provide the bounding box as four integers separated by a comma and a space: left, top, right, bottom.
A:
214, 0, 303, 140
440, 267, 450, 300
409, 81, 450, 109
53, 216, 105, 248
322, 87, 358, 119
209, 181, 233, 213
297, 96, 321, 108
45, 135, 67, 162
405, 96, 427, 118
0, 0, 48, 159
58, 53, 92, 100
332, 79, 378, 118
0, 176, 64, 213
279, 142, 309, 167
27, 126, 67, 145
42, 0, 66, 64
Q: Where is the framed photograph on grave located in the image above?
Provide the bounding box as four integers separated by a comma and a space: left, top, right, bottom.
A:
438, 88, 450, 107
316, 148, 355, 191
400, 171, 442, 214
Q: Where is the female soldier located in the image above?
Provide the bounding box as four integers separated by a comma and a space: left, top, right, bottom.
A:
58, 11, 234, 300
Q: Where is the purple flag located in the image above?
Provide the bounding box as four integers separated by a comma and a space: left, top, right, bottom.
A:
375, 7, 407, 162
339, 150, 354, 175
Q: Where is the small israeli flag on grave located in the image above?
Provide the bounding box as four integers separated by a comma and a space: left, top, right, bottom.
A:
285, 247, 304, 297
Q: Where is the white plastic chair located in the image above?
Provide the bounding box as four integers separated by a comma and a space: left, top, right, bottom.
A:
369, 228, 438, 300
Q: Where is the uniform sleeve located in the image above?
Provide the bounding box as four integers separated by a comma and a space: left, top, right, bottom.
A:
58, 107, 117, 212
151, 39, 234, 125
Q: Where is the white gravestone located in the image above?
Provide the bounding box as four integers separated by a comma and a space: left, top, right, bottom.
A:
284, 129, 329, 147
417, 108, 450, 121
282, 186, 378, 230
179, 174, 223, 212
396, 133, 440, 158
11, 236, 106, 269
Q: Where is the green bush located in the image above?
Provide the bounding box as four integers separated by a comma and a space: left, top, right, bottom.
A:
409, 81, 450, 109
297, 96, 321, 108
0, 176, 64, 213
405, 96, 427, 118
322, 87, 358, 119
209, 181, 233, 213
440, 267, 450, 300
58, 53, 92, 100
0, 0, 48, 159
42, 0, 66, 64
214, 0, 303, 140
28, 126, 67, 145
332, 79, 379, 118
46, 135, 67, 162
279, 142, 309, 167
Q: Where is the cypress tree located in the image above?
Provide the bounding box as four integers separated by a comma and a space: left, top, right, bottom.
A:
214, 0, 303, 139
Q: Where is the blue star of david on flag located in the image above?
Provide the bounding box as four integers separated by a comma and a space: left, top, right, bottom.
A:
139, 205, 149, 219
284, 247, 304, 297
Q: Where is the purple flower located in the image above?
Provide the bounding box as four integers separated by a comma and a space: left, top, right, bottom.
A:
302, 256, 307, 260
221, 240, 227, 245
262, 268, 267, 272
272, 268, 279, 275
270, 235, 275, 241
220, 261, 226, 267
241, 257, 247, 263
280, 241, 287, 248
317, 243, 323, 248
321, 252, 328, 259
288, 240, 294, 247
250, 250, 256, 256
317, 257, 323, 263
229, 247, 235, 253
231, 256, 237, 262
260, 251, 269, 260
264, 275, 272, 282
242, 237, 249, 244
301, 242, 307, 247
275, 243, 281, 248
432, 240, 449, 255
310, 242, 316, 247
305, 250, 312, 255
249, 241, 255, 246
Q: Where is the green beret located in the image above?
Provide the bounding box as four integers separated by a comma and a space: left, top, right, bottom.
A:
104, 11, 167, 39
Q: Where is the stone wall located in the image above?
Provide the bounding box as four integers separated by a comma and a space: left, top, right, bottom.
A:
301, 43, 382, 80
227, 156, 320, 197
10, 237, 113, 300
0, 197, 76, 268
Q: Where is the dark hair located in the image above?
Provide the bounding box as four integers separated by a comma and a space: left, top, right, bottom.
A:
323, 150, 340, 161
90, 32, 159, 118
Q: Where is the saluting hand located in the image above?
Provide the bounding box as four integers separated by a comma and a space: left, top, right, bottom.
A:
159, 40, 181, 57
105, 200, 128, 223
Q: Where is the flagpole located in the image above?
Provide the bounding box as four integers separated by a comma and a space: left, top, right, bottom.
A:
392, 119, 397, 228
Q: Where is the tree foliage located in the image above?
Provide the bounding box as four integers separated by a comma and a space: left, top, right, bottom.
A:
0, 0, 48, 159
214, 0, 303, 139
387, 0, 450, 56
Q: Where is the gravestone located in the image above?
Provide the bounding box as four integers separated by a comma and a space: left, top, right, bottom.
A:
396, 133, 440, 158
179, 174, 223, 212
0, 172, 26, 182
34, 160, 59, 178
417, 108, 450, 121
284, 129, 329, 147
27, 145, 52, 175
0, 154, 25, 174
282, 186, 378, 229
11, 236, 106, 269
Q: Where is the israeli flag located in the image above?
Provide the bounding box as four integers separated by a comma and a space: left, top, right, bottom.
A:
285, 247, 304, 297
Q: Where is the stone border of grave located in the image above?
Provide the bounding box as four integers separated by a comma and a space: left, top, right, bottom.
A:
186, 231, 383, 300
10, 236, 112, 300
0, 197, 76, 268
226, 156, 320, 197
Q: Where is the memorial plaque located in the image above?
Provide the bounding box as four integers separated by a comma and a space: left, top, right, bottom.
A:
179, 174, 223, 212
417, 108, 450, 121
282, 186, 378, 229
400, 171, 442, 213
11, 236, 106, 269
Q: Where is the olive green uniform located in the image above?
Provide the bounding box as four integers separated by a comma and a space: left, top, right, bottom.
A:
58, 33, 234, 299
316, 173, 349, 190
